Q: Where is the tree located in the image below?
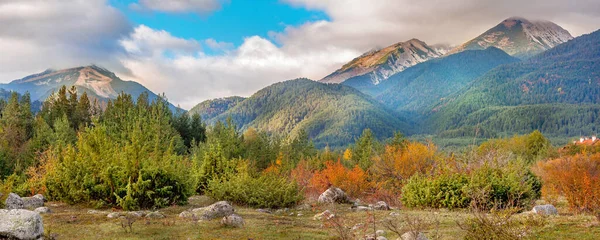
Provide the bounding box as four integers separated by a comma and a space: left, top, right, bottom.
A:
353, 129, 378, 170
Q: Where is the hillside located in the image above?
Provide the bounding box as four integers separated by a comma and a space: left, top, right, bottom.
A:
188, 96, 246, 121
0, 65, 174, 109
344, 47, 519, 113
207, 79, 411, 147
430, 29, 600, 137
320, 39, 444, 85
448, 17, 573, 59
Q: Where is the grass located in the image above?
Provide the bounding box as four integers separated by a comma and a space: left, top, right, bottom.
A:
40, 196, 600, 240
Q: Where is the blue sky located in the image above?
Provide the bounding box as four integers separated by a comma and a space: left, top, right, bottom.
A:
109, 0, 329, 52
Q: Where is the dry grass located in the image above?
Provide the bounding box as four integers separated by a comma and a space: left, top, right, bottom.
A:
39, 196, 600, 240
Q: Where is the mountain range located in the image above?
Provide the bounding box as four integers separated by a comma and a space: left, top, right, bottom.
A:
1, 16, 598, 147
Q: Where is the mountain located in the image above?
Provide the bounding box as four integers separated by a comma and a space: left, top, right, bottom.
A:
202, 79, 412, 148
320, 39, 444, 85
430, 28, 600, 138
344, 47, 519, 114
1, 65, 175, 109
448, 17, 573, 59
189, 96, 246, 121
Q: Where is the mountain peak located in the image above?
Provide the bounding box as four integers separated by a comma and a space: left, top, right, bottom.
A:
449, 17, 573, 58
320, 38, 444, 84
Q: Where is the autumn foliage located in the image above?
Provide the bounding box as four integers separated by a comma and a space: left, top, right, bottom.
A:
535, 153, 600, 213
372, 142, 439, 190
308, 160, 371, 199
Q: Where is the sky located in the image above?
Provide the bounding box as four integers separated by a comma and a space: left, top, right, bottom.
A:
1, 0, 600, 109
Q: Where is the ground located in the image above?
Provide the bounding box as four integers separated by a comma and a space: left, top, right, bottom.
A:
41, 196, 600, 240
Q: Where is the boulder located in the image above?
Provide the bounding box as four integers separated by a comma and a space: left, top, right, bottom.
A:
22, 196, 44, 210
34, 207, 51, 214
400, 231, 428, 240
374, 201, 390, 211
221, 214, 244, 228
32, 194, 46, 202
0, 209, 44, 240
318, 187, 350, 204
145, 211, 165, 219
5, 193, 24, 210
184, 201, 235, 220
313, 210, 334, 221
532, 204, 558, 215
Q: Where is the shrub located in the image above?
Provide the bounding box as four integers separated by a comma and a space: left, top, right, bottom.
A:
535, 153, 600, 213
206, 173, 303, 208
459, 208, 546, 240
401, 173, 470, 209
372, 142, 439, 191
309, 160, 371, 198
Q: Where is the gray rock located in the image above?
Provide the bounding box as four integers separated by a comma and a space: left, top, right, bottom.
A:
532, 204, 558, 215
221, 214, 244, 228
191, 201, 235, 220
354, 206, 373, 211
87, 210, 109, 215
374, 201, 390, 211
32, 194, 46, 202
145, 211, 165, 219
34, 207, 51, 214
178, 210, 195, 218
256, 209, 272, 214
296, 213, 303, 217
22, 196, 44, 210
0, 209, 44, 240
364, 234, 376, 240
376, 229, 385, 236
400, 231, 429, 240
318, 187, 350, 204
377, 236, 388, 240
107, 212, 122, 218
5, 193, 24, 210
127, 211, 147, 218
313, 210, 334, 221
390, 212, 400, 216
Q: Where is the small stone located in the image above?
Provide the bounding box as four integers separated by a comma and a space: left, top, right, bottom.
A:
390, 212, 400, 216
127, 211, 146, 218
376, 229, 385, 236
313, 210, 334, 221
145, 211, 165, 219
354, 206, 373, 211
34, 207, 51, 214
377, 236, 388, 240
297, 213, 303, 217
256, 209, 272, 214
400, 231, 429, 240
107, 212, 121, 218
532, 204, 558, 215
374, 201, 390, 211
221, 214, 244, 228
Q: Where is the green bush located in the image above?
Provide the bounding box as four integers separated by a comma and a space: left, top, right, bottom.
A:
401, 173, 470, 209
401, 165, 541, 210
206, 173, 303, 208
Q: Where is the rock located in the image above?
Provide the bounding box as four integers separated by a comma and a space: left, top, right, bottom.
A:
179, 210, 195, 218
32, 194, 46, 202
364, 234, 376, 240
297, 213, 303, 217
256, 209, 272, 214
195, 201, 235, 220
22, 196, 44, 210
127, 211, 146, 218
275, 208, 290, 214
532, 204, 558, 215
353, 206, 373, 211
313, 210, 334, 221
376, 229, 385, 236
0, 209, 44, 240
221, 214, 244, 228
145, 211, 165, 219
34, 207, 51, 214
390, 212, 400, 216
377, 237, 388, 240
318, 187, 350, 204
5, 193, 24, 210
87, 210, 108, 215
374, 201, 390, 211
107, 212, 122, 218
400, 231, 428, 240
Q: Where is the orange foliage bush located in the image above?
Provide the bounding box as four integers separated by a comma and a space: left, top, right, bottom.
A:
535, 153, 600, 213
372, 142, 438, 190
308, 160, 371, 198
290, 160, 317, 198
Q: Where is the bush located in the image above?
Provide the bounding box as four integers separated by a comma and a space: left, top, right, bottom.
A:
401, 173, 470, 209
401, 165, 541, 210
308, 160, 371, 199
206, 173, 303, 208
535, 153, 600, 213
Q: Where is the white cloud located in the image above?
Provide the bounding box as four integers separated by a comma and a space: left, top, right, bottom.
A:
120, 25, 201, 57
0, 0, 132, 81
204, 38, 234, 52
131, 0, 225, 14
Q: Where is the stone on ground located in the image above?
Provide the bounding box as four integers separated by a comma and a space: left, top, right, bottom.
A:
0, 209, 44, 240
5, 193, 24, 210
313, 210, 334, 221
221, 214, 244, 228
145, 211, 165, 219
374, 201, 390, 210
400, 231, 429, 240
317, 187, 350, 204
532, 204, 558, 215
34, 207, 51, 214
180, 201, 235, 220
